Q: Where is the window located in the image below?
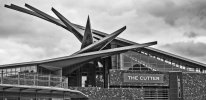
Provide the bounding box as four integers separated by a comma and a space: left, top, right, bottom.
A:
7, 69, 11, 73
16, 68, 20, 73
25, 66, 31, 73
3, 69, 6, 76
20, 67, 25, 72
121, 51, 149, 71
30, 66, 37, 73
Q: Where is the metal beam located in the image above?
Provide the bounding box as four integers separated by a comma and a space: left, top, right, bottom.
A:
5, 4, 83, 42
40, 41, 157, 70
2, 87, 13, 91
73, 26, 126, 55
5, 4, 47, 21
19, 88, 28, 92
51, 7, 83, 43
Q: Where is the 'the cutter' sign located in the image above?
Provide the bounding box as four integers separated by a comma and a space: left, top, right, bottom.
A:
123, 73, 164, 83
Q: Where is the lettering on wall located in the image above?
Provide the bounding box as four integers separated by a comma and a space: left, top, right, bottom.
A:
123, 73, 164, 83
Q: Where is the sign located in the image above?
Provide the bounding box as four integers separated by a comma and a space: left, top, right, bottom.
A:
123, 73, 164, 83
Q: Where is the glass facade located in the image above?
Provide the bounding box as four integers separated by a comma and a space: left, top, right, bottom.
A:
0, 65, 67, 88
120, 51, 153, 71
118, 50, 204, 72
0, 65, 62, 77
0, 65, 37, 77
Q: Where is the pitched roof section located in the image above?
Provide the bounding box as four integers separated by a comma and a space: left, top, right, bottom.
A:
40, 41, 156, 68
0, 41, 157, 70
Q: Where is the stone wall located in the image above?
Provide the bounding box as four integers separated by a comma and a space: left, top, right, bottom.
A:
109, 69, 169, 86
69, 87, 143, 100
69, 71, 206, 100
183, 73, 206, 100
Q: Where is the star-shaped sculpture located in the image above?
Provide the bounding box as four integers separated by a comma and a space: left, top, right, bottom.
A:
4, 4, 157, 75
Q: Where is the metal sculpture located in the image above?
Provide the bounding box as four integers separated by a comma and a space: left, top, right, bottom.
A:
4, 3, 157, 73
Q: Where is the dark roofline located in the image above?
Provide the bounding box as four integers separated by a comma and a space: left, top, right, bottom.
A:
0, 42, 156, 68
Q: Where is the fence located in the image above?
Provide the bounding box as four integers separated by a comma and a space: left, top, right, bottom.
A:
0, 73, 68, 88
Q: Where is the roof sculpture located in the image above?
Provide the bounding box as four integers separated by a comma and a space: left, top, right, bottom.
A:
3, 4, 157, 72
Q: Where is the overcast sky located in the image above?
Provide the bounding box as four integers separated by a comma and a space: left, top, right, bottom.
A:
0, 0, 206, 65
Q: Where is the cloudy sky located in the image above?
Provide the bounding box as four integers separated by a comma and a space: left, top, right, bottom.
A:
0, 0, 206, 65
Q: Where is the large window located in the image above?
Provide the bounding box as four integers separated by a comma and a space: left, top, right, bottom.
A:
0, 65, 37, 77
38, 67, 62, 76
120, 51, 152, 71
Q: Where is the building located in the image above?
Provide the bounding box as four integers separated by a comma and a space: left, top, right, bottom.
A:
2, 3, 206, 100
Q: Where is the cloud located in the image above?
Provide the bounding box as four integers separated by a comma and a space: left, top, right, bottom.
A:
0, 36, 80, 65
160, 41, 206, 63
0, 0, 82, 64
183, 31, 198, 38
59, 0, 135, 16
0, 39, 44, 64
145, 0, 206, 29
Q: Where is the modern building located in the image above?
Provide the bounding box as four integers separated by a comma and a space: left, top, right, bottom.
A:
2, 3, 206, 100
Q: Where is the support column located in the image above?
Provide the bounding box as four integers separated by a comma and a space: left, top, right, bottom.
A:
18, 89, 21, 100
171, 60, 173, 71
35, 90, 37, 100
103, 57, 111, 88
169, 72, 183, 100
76, 68, 82, 87
163, 59, 166, 71
86, 62, 96, 87
2, 90, 4, 100
92, 61, 97, 86
200, 69, 203, 73
63, 92, 65, 100
1, 70, 3, 84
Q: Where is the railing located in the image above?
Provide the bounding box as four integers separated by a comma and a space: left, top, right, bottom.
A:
144, 88, 169, 100
0, 73, 68, 88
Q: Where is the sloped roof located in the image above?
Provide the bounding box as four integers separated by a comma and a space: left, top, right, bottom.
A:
0, 42, 156, 70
